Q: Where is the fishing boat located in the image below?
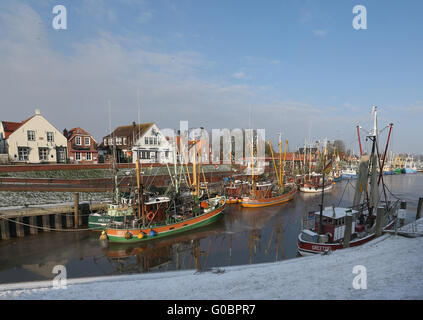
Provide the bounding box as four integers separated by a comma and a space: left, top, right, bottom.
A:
402, 155, 418, 174
88, 144, 135, 230
240, 136, 297, 208
103, 137, 226, 243
340, 167, 358, 179
300, 173, 333, 193
224, 178, 243, 204
297, 106, 399, 255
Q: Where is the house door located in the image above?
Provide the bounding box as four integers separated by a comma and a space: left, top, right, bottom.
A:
56, 147, 66, 163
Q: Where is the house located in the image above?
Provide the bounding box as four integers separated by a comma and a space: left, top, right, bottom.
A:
101, 122, 174, 164
64, 127, 98, 164
0, 109, 68, 164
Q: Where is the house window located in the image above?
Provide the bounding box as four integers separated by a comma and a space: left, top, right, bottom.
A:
165, 151, 169, 158
84, 137, 90, 146
27, 130, 35, 141
76, 136, 82, 145
86, 152, 92, 161
145, 137, 149, 145
123, 137, 127, 145
103, 138, 107, 146
149, 138, 154, 145
75, 152, 81, 161
116, 137, 122, 145
108, 138, 113, 145
39, 148, 49, 161
47, 132, 54, 142
18, 147, 29, 161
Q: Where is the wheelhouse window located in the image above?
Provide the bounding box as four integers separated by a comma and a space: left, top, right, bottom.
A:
76, 136, 82, 145
18, 147, 29, 161
27, 130, 35, 141
46, 132, 54, 142
38, 148, 49, 161
84, 137, 90, 146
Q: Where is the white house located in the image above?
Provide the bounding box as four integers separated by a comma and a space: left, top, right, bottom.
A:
0, 109, 68, 164
131, 123, 174, 164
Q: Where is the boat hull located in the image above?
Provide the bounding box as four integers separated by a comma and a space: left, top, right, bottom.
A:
240, 188, 297, 208
341, 174, 357, 179
300, 184, 333, 193
297, 219, 396, 256
105, 203, 225, 243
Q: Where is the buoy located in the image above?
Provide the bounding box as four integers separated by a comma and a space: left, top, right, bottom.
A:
99, 231, 108, 240
124, 231, 132, 239
137, 233, 144, 239
149, 230, 157, 237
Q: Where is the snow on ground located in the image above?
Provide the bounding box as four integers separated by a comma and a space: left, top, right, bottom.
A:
1, 219, 422, 300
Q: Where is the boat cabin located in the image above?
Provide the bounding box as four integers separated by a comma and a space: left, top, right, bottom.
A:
250, 182, 272, 199
313, 207, 359, 242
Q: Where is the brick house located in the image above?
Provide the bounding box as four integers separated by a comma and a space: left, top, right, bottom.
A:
64, 127, 98, 164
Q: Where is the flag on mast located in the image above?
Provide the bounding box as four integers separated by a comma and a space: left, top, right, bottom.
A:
322, 159, 333, 175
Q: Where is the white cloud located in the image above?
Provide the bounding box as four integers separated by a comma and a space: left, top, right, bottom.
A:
137, 11, 153, 24
313, 29, 327, 37
232, 72, 251, 80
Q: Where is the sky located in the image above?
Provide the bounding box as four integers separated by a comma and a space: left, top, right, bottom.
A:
0, 0, 422, 154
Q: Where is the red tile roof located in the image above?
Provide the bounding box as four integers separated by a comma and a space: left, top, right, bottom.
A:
2, 116, 35, 138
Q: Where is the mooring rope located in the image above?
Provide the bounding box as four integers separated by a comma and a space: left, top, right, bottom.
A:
0, 215, 100, 232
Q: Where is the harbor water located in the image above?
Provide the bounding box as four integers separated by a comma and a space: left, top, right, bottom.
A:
0, 173, 422, 285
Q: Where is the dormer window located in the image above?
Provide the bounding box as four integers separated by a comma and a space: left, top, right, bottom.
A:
84, 137, 90, 146
76, 136, 82, 145
145, 137, 149, 145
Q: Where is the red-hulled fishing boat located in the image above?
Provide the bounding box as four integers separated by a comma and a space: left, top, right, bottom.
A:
297, 106, 399, 255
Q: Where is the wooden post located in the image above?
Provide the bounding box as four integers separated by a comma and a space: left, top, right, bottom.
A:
55, 214, 62, 230
15, 217, 25, 237
375, 206, 384, 237
29, 216, 38, 235
42, 215, 51, 232
74, 192, 80, 228
400, 201, 407, 227
416, 197, 423, 220
343, 213, 353, 248
0, 219, 10, 240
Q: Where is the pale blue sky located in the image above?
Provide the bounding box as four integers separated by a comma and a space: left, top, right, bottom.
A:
0, 0, 422, 153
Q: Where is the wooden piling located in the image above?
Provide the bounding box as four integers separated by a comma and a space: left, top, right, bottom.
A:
74, 192, 80, 228
343, 213, 353, 248
55, 214, 62, 230
15, 217, 25, 237
29, 216, 38, 235
399, 201, 407, 227
375, 206, 385, 237
0, 219, 10, 240
42, 215, 51, 232
416, 197, 423, 220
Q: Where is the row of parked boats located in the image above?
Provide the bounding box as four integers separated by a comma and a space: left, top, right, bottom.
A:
90, 107, 406, 257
